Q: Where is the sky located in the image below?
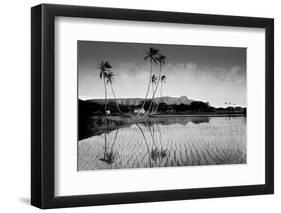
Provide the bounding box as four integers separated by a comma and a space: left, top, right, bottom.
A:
78, 41, 246, 107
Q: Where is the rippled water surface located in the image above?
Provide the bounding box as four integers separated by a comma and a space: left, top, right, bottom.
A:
78, 116, 246, 171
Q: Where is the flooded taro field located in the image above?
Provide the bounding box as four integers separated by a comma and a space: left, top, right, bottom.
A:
78, 116, 246, 171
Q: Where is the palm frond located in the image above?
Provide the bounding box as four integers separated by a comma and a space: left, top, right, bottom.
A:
157, 54, 167, 65
152, 57, 158, 63
149, 47, 159, 55
98, 60, 113, 79
106, 78, 112, 84
144, 51, 151, 60
144, 48, 160, 63
103, 61, 112, 69
152, 74, 158, 83
105, 71, 115, 84
161, 75, 167, 82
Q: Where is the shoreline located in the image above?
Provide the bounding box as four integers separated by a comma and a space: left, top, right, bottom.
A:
79, 113, 246, 140
150, 113, 246, 117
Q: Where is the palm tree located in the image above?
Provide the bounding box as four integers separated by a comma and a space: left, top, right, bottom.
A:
146, 74, 158, 114
152, 75, 167, 114
98, 61, 112, 116
99, 129, 119, 164
146, 54, 166, 114
137, 48, 159, 116
105, 71, 123, 115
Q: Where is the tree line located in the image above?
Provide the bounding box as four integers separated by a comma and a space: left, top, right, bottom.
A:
79, 99, 246, 116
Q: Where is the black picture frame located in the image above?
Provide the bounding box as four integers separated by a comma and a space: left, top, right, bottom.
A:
31, 3, 274, 209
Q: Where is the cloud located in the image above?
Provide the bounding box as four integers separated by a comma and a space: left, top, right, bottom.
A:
159, 62, 245, 85
79, 61, 246, 106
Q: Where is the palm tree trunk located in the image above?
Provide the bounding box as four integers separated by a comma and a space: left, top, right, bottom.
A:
137, 58, 153, 116
104, 132, 107, 159
103, 75, 107, 117
146, 83, 155, 115
151, 82, 154, 111
146, 65, 162, 114
110, 129, 119, 153
152, 82, 163, 114
152, 82, 154, 97
151, 84, 155, 112
110, 83, 123, 114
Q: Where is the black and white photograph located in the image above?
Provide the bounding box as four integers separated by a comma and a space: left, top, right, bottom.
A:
28, 2, 274, 210
78, 41, 247, 171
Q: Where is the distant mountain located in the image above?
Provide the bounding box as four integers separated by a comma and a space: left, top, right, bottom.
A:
85, 96, 195, 106
160, 96, 194, 105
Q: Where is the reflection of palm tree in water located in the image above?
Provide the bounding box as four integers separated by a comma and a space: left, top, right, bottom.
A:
136, 123, 152, 167
136, 121, 168, 166
148, 122, 167, 162
99, 129, 119, 164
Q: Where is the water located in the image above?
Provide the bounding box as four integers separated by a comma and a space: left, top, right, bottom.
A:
78, 116, 246, 171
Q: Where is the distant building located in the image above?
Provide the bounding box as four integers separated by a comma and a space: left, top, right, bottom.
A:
134, 108, 145, 114
106, 110, 111, 115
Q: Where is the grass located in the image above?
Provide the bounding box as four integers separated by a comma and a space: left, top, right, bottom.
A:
99, 151, 119, 164
150, 148, 168, 162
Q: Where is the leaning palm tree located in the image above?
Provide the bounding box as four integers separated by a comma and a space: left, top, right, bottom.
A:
151, 75, 167, 114
146, 54, 166, 114
137, 48, 159, 116
105, 71, 123, 115
98, 61, 112, 116
145, 74, 158, 114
